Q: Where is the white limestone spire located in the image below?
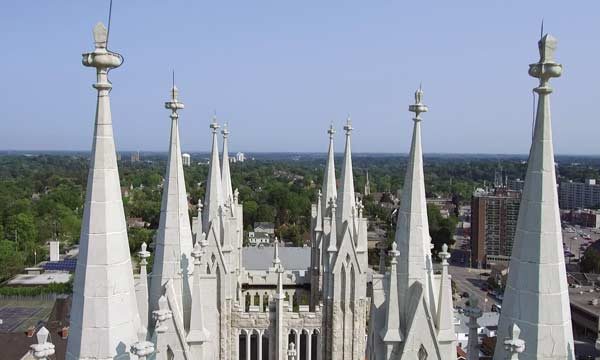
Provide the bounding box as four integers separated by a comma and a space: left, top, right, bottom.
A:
494, 33, 574, 359
322, 124, 337, 216
381, 242, 403, 356
67, 22, 142, 359
337, 118, 356, 224
187, 241, 210, 344
221, 124, 234, 207
149, 83, 194, 323
273, 239, 286, 360
136, 242, 151, 334
202, 118, 223, 230
435, 244, 455, 342
396, 86, 432, 311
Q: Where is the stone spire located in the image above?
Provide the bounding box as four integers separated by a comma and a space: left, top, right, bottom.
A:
337, 117, 356, 224
465, 298, 482, 360
436, 244, 455, 342
322, 123, 337, 216
381, 242, 403, 357
187, 241, 210, 344
493, 33, 574, 359
396, 86, 432, 312
149, 83, 194, 323
273, 239, 286, 360
137, 242, 151, 333
67, 22, 142, 359
221, 124, 234, 207
202, 118, 223, 230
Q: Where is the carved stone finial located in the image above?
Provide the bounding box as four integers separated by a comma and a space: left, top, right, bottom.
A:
131, 341, 154, 360
192, 242, 203, 263
210, 118, 220, 133
30, 327, 55, 360
439, 243, 451, 265
408, 85, 428, 120
528, 34, 562, 90
504, 323, 525, 358
152, 296, 173, 334
222, 123, 230, 137
92, 22, 108, 49
343, 117, 353, 135
389, 241, 400, 265
328, 123, 335, 138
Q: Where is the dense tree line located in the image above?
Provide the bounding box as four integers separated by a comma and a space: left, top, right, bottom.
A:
0, 153, 597, 280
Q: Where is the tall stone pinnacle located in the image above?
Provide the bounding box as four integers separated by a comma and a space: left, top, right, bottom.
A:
436, 244, 455, 342
493, 34, 573, 359
322, 123, 337, 216
202, 118, 223, 230
221, 124, 234, 206
395, 86, 432, 318
67, 22, 142, 359
149, 84, 194, 323
337, 117, 356, 224
381, 242, 403, 351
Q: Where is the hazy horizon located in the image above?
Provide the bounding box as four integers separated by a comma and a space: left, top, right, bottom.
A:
1, 1, 599, 155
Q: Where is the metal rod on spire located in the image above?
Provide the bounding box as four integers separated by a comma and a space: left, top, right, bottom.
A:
540, 19, 544, 40
106, 0, 114, 45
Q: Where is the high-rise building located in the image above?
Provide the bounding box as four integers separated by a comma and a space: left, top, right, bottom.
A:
131, 150, 141, 162
559, 179, 600, 209
471, 187, 521, 267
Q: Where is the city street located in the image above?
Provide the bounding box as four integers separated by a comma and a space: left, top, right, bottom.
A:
449, 265, 499, 312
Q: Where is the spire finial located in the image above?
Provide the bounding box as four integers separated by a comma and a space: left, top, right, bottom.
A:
408, 85, 428, 121
328, 122, 335, 138
222, 122, 230, 137
540, 19, 544, 40
504, 323, 526, 358
273, 238, 281, 266
30, 326, 55, 360
528, 29, 561, 90
164, 76, 184, 116
389, 242, 400, 264
439, 243, 451, 265
210, 117, 220, 134
343, 116, 353, 135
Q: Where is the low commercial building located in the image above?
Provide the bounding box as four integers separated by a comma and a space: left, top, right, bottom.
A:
562, 208, 600, 228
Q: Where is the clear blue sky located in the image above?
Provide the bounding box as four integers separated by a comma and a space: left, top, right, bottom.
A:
1, 1, 598, 154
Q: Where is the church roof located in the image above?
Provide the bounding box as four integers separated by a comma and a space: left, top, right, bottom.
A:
242, 247, 311, 271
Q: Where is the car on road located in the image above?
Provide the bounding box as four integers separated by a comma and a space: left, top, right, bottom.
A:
461, 292, 469, 298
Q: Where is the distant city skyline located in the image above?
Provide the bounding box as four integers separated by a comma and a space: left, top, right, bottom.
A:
1, 1, 599, 155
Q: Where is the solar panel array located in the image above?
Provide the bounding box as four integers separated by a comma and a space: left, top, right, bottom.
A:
43, 258, 77, 272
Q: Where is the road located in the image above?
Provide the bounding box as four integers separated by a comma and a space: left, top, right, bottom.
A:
449, 265, 499, 312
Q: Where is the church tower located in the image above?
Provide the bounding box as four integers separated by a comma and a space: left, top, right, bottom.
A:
367, 87, 456, 360
493, 33, 574, 360
310, 124, 337, 309
321, 119, 369, 360
67, 22, 144, 359
147, 83, 196, 358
